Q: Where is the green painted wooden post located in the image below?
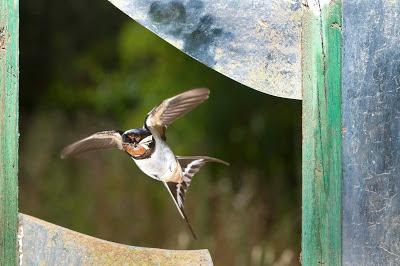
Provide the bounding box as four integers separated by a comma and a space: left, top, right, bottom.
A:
0, 0, 19, 265
302, 1, 342, 265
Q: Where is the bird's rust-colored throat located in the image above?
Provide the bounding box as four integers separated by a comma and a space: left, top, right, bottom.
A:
123, 143, 147, 157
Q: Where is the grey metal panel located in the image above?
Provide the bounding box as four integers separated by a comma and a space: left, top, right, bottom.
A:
342, 1, 400, 265
108, 0, 302, 99
18, 214, 212, 265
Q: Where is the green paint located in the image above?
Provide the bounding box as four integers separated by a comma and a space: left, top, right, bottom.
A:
302, 1, 342, 265
0, 0, 19, 265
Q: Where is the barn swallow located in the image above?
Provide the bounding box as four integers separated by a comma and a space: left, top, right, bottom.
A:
61, 88, 229, 239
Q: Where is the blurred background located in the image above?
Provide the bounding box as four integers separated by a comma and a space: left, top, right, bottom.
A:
20, 1, 301, 265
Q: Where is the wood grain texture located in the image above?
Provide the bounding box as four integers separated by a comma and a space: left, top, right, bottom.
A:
19, 214, 213, 265
342, 1, 400, 265
302, 1, 342, 265
0, 0, 19, 265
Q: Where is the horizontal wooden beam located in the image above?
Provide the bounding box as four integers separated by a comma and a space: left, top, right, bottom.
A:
19, 214, 213, 265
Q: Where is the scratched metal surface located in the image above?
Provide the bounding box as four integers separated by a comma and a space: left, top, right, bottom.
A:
108, 0, 302, 99
342, 1, 400, 265
18, 214, 212, 265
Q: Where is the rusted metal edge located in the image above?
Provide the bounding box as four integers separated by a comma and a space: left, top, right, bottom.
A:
18, 214, 213, 265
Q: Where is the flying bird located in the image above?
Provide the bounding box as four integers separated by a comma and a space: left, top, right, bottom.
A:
61, 88, 229, 239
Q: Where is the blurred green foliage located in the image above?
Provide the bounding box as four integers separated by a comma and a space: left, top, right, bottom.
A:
20, 1, 301, 265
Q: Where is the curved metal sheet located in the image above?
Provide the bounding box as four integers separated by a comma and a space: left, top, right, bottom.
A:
109, 0, 302, 99
18, 214, 212, 265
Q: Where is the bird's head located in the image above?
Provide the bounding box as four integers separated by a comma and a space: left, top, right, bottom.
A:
122, 128, 151, 144
122, 128, 154, 158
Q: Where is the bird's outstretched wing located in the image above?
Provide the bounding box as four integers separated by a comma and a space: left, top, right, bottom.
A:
145, 88, 210, 136
163, 156, 229, 239
61, 130, 123, 159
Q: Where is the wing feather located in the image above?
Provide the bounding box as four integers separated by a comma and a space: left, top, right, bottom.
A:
61, 130, 123, 159
146, 88, 210, 131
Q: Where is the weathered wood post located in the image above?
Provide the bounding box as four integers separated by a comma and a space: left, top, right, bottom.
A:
342, 1, 400, 265
0, 0, 19, 264
302, 1, 400, 265
302, 1, 342, 265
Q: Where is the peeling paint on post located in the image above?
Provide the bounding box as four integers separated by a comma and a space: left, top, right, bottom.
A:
0, 0, 19, 265
302, 1, 342, 265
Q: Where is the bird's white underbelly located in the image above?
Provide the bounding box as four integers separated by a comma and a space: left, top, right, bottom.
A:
132, 142, 177, 181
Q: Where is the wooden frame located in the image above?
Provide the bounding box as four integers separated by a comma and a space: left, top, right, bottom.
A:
302, 1, 400, 265
0, 0, 19, 264
302, 1, 342, 265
